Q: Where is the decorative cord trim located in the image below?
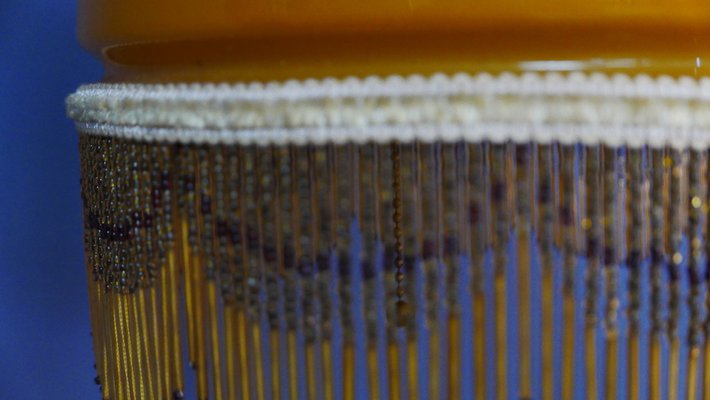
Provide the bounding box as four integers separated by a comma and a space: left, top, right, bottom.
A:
67, 72, 710, 147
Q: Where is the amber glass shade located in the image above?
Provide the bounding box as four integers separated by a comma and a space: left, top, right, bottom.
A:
79, 0, 710, 82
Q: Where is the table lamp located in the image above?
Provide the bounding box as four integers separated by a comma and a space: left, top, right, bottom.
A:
67, 1, 710, 399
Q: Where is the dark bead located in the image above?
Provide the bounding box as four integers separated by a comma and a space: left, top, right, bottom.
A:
88, 212, 100, 228
403, 255, 414, 271
143, 214, 153, 228
559, 206, 573, 226
228, 222, 241, 244
393, 226, 402, 238
338, 257, 350, 278
119, 225, 131, 241
216, 219, 229, 238
628, 279, 639, 292
182, 175, 195, 192
204, 268, 216, 280
247, 226, 259, 249
491, 182, 505, 202
444, 235, 458, 256
297, 259, 314, 276
586, 238, 599, 257
394, 256, 404, 270
650, 247, 664, 263
263, 245, 277, 263
689, 268, 702, 285
317, 254, 329, 271
395, 271, 405, 282
603, 248, 615, 266
393, 198, 402, 210
469, 203, 480, 225
281, 246, 294, 268
161, 172, 171, 191
201, 195, 212, 214
152, 189, 162, 208
538, 181, 551, 203
667, 263, 680, 281
362, 260, 375, 279
627, 250, 642, 268
422, 239, 435, 259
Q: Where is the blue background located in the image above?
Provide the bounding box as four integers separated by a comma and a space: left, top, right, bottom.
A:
0, 1, 103, 399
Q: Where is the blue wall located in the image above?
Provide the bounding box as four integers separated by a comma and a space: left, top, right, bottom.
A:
0, 1, 103, 399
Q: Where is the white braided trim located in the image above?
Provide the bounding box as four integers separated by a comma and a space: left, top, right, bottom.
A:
67, 72, 710, 148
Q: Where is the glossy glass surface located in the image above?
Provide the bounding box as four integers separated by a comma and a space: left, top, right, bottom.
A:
78, 0, 710, 82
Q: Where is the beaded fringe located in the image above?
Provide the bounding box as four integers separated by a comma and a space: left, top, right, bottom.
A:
79, 132, 710, 400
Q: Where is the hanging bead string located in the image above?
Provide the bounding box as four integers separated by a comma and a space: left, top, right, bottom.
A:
625, 147, 645, 400
583, 144, 602, 400
391, 141, 409, 326
686, 150, 706, 400
648, 148, 667, 400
